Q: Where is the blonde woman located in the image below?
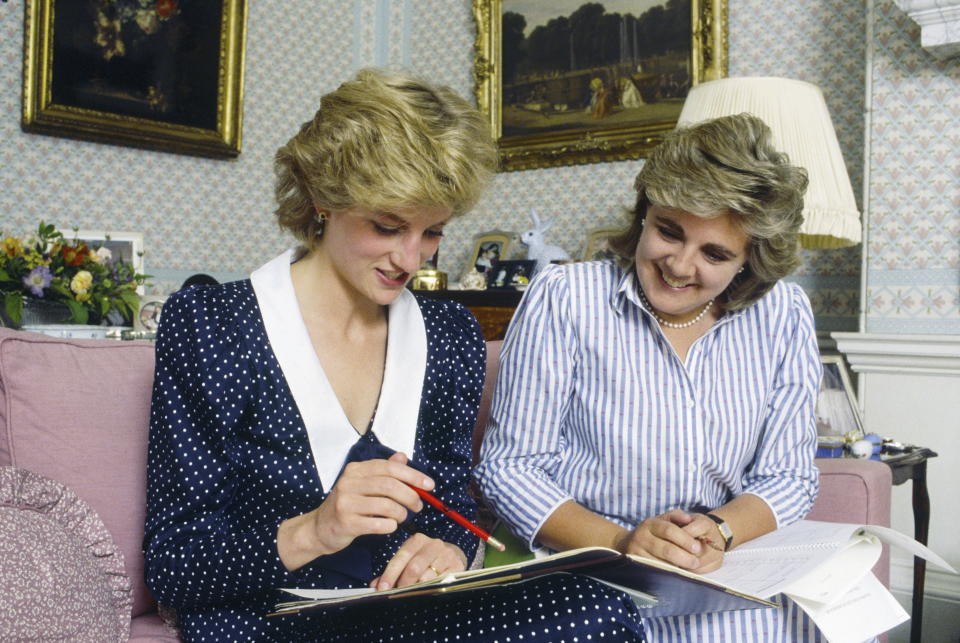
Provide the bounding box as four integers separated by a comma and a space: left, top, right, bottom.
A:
144, 69, 646, 642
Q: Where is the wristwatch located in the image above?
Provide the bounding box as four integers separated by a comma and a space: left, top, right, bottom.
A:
705, 513, 734, 551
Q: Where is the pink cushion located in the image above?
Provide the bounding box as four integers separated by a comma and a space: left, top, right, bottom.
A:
0, 328, 156, 616
472, 340, 503, 465
0, 466, 132, 641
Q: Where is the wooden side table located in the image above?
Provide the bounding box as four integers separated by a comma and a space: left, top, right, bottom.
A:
879, 447, 938, 643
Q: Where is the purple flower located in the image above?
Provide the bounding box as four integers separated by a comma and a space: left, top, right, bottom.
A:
22, 265, 52, 297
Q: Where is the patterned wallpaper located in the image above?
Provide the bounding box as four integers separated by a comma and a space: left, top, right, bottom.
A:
865, 0, 960, 333
5, 0, 952, 334
727, 0, 866, 333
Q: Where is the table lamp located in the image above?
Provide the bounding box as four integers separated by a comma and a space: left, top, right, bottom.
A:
677, 77, 861, 249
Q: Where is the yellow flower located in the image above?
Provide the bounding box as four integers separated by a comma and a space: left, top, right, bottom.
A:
1, 237, 23, 258
24, 249, 47, 268
70, 270, 93, 295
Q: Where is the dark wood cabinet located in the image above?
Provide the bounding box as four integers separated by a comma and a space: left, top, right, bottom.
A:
414, 289, 523, 340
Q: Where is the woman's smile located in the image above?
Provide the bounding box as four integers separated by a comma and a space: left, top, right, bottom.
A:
635, 204, 748, 324
658, 267, 693, 290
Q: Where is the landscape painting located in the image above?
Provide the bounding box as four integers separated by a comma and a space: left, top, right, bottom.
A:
474, 0, 726, 170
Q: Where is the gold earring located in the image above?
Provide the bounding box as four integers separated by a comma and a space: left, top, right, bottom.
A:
316, 210, 328, 223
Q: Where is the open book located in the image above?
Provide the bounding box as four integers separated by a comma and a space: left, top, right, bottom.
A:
271, 520, 955, 641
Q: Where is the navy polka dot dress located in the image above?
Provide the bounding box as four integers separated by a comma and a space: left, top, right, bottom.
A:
144, 279, 645, 642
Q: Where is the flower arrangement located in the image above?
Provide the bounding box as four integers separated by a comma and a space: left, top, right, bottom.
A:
0, 223, 147, 326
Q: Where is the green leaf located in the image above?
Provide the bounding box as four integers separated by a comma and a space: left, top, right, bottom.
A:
119, 290, 141, 322
4, 293, 23, 326
64, 298, 88, 324
49, 282, 71, 297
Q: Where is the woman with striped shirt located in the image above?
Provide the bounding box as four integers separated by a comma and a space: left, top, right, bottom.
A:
477, 113, 826, 642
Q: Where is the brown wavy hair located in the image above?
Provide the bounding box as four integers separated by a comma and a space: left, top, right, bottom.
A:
609, 113, 808, 310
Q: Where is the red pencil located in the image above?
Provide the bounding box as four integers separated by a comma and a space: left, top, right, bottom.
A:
407, 484, 506, 552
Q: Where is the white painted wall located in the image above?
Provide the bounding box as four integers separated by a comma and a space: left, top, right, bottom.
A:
836, 333, 960, 642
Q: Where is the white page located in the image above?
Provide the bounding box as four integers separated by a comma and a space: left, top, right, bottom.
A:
787, 572, 909, 643
777, 536, 881, 604
730, 520, 861, 551
702, 521, 864, 597
280, 587, 375, 600
702, 519, 959, 600
861, 525, 957, 572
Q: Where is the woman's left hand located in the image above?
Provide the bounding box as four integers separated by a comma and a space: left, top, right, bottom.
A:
681, 514, 726, 573
370, 533, 468, 590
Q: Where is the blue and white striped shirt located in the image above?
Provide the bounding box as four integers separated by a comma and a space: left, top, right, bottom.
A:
476, 260, 823, 642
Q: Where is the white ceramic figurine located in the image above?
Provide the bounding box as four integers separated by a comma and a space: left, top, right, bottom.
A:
520, 209, 569, 275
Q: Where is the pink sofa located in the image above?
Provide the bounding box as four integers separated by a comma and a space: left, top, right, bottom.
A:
0, 328, 176, 641
0, 330, 890, 641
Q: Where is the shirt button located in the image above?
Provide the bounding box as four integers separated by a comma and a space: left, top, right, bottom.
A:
687, 399, 695, 408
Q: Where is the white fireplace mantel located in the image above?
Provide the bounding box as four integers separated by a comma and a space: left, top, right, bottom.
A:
893, 0, 960, 59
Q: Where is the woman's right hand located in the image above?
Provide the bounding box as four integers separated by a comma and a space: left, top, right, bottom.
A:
614, 509, 707, 570
277, 452, 434, 571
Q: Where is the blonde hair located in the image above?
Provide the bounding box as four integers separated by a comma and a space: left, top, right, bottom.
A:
609, 113, 808, 310
274, 68, 497, 247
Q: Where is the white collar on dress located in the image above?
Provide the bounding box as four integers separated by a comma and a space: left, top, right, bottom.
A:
250, 249, 427, 491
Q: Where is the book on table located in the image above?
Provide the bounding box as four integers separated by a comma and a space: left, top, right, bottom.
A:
270, 520, 955, 643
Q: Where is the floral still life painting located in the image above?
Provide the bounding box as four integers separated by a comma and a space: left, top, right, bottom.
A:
0, 223, 148, 327
22, 0, 247, 157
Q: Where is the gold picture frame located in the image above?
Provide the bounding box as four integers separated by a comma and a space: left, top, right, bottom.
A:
582, 226, 623, 262
473, 0, 727, 171
466, 230, 514, 276
22, 0, 247, 158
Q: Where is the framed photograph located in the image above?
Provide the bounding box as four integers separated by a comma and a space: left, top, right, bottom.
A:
473, 0, 728, 171
22, 0, 247, 158
135, 294, 168, 333
467, 230, 514, 277
487, 259, 535, 290
74, 230, 145, 295
582, 226, 622, 261
816, 355, 864, 439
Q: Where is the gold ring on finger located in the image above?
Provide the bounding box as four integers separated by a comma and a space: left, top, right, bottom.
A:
428, 564, 441, 575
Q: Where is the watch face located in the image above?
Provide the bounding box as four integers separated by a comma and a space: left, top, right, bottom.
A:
138, 300, 166, 331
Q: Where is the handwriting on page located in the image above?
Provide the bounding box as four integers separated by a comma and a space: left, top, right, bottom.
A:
704, 549, 841, 598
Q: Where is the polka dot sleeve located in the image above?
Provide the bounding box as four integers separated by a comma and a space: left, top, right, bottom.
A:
143, 286, 303, 609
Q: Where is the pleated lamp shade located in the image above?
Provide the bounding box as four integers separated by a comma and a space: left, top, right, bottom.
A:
677, 77, 861, 249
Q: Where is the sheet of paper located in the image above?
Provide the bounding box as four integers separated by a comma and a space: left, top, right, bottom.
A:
702, 520, 862, 597
731, 520, 860, 551
861, 525, 957, 572
787, 572, 909, 643
280, 587, 374, 600
777, 536, 881, 604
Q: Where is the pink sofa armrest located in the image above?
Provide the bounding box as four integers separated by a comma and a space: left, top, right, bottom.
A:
472, 340, 502, 465
809, 458, 892, 588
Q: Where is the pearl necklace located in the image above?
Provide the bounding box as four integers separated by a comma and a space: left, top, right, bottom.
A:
638, 287, 714, 329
